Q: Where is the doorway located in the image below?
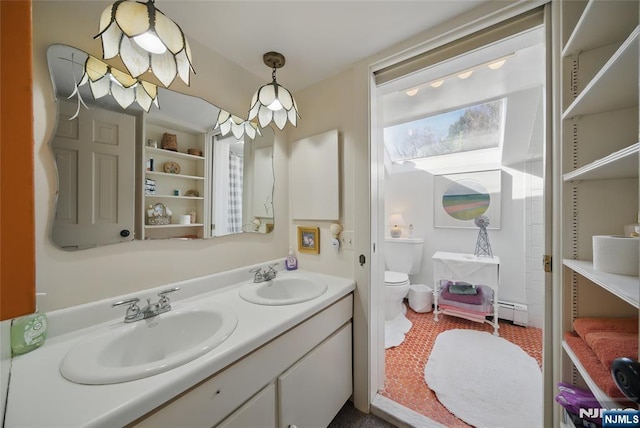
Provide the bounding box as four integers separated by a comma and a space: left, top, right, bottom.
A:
370, 18, 549, 427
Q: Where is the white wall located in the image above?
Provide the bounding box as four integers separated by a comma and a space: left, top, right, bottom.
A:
524, 159, 545, 328
32, 1, 289, 312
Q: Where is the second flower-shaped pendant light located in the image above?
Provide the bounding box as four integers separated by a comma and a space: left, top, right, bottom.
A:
248, 52, 300, 130
215, 110, 262, 140
95, 0, 195, 87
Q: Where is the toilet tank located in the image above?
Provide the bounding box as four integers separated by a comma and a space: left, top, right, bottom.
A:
385, 238, 424, 274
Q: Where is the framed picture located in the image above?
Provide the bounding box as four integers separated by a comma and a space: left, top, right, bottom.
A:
434, 169, 501, 229
298, 226, 320, 254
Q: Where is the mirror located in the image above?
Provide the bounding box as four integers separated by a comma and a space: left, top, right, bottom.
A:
211, 132, 274, 236
47, 44, 275, 250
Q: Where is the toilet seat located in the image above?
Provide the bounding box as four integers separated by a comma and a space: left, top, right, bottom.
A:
385, 271, 409, 286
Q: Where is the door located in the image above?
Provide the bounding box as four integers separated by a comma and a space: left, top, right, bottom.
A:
52, 100, 135, 249
370, 6, 549, 425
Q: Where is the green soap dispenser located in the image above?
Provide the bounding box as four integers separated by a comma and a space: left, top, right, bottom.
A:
11, 312, 48, 356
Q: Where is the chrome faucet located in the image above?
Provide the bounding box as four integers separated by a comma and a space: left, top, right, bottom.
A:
112, 287, 180, 323
249, 263, 279, 283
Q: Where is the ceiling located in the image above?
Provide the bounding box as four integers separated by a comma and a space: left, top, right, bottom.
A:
155, 1, 494, 91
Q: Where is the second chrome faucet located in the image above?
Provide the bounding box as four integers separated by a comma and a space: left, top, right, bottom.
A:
250, 263, 279, 283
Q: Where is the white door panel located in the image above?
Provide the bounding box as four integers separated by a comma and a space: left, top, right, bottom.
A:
52, 100, 135, 249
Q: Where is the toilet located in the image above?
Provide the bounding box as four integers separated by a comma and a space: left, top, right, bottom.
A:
384, 237, 424, 348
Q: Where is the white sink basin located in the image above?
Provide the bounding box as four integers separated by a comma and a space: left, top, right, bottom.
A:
60, 304, 237, 385
239, 274, 328, 305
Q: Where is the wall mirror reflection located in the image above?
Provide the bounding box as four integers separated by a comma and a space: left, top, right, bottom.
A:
47, 44, 275, 250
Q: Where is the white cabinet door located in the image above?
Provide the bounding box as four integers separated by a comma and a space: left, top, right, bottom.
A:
217, 383, 276, 428
278, 323, 352, 428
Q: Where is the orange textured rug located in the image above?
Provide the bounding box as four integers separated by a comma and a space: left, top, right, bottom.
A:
380, 307, 543, 427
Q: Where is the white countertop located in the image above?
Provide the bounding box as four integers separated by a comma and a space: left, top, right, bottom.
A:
5, 267, 355, 428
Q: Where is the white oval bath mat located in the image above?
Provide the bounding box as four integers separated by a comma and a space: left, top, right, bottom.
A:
424, 329, 542, 428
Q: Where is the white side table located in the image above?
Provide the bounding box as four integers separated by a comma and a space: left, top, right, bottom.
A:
432, 251, 500, 336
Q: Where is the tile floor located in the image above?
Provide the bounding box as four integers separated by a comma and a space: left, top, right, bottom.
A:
380, 307, 543, 427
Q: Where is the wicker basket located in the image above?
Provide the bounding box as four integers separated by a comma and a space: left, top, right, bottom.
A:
161, 133, 178, 151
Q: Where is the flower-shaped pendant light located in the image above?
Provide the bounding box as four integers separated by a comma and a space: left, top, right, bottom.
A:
67, 54, 159, 120
215, 110, 262, 140
82, 55, 159, 111
248, 52, 300, 130
95, 0, 195, 87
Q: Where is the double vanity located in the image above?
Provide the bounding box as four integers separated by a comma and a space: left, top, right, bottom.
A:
5, 263, 355, 427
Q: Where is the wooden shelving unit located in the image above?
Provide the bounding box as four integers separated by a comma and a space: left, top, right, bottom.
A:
557, 0, 639, 420
141, 121, 207, 240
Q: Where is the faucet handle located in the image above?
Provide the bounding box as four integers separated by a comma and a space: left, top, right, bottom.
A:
112, 297, 141, 322
158, 287, 180, 297
249, 267, 262, 274
158, 287, 180, 307
112, 297, 140, 308
268, 263, 279, 270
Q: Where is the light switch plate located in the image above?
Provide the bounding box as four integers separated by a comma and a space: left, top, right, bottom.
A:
341, 231, 354, 251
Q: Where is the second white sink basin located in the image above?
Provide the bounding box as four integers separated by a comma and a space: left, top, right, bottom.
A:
60, 303, 237, 385
239, 273, 328, 305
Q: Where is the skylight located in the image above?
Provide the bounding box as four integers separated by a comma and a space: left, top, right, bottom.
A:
384, 98, 506, 163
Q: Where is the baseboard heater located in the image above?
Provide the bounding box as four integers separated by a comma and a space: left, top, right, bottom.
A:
497, 300, 528, 327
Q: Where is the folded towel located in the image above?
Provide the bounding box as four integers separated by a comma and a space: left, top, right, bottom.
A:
573, 317, 638, 340
441, 281, 484, 305
564, 332, 628, 401
584, 331, 638, 370
449, 282, 478, 295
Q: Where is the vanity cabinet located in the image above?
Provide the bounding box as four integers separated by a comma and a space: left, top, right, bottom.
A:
129, 295, 353, 428
558, 0, 639, 416
218, 384, 277, 428
139, 119, 208, 240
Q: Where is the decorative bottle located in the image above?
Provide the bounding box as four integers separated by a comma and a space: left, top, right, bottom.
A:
286, 247, 298, 271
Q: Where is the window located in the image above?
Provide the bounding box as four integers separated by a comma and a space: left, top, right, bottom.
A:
384, 98, 506, 163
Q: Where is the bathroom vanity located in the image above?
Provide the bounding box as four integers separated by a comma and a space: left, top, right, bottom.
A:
4, 265, 355, 427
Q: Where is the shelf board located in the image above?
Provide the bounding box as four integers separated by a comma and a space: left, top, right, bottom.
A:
144, 195, 204, 200
563, 0, 639, 57
145, 147, 204, 161
563, 142, 639, 181
562, 340, 617, 409
145, 171, 205, 181
563, 259, 639, 308
563, 26, 638, 120
144, 223, 204, 229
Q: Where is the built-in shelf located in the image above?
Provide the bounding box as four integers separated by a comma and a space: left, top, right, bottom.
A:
562, 0, 639, 57
145, 147, 204, 161
145, 171, 205, 181
563, 27, 638, 120
562, 340, 618, 408
563, 143, 639, 181
563, 259, 639, 308
558, 3, 639, 424
144, 223, 204, 229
